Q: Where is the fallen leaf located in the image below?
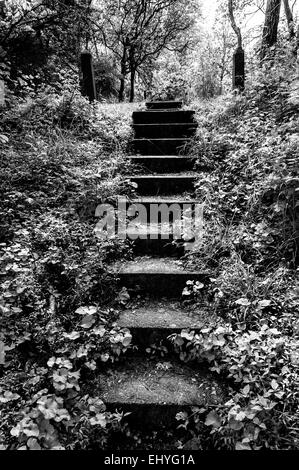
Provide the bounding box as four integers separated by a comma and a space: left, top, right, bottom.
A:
205, 411, 221, 429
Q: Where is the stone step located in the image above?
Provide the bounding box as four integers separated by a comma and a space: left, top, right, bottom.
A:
98, 358, 226, 428
133, 110, 195, 125
112, 257, 208, 297
146, 101, 183, 110
133, 138, 191, 156
130, 175, 196, 195
124, 197, 200, 225
129, 197, 198, 208
127, 223, 186, 257
118, 300, 216, 347
133, 123, 198, 139
129, 155, 196, 173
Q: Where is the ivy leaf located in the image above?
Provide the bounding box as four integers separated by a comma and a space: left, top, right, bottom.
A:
235, 298, 251, 307
181, 330, 195, 341
47, 357, 56, 368
182, 288, 192, 297
63, 332, 81, 341
242, 385, 250, 396
235, 411, 246, 422
194, 282, 205, 290
236, 442, 252, 450
21, 421, 39, 438
0, 391, 20, 403
90, 413, 107, 427
122, 332, 132, 347
205, 411, 221, 429
271, 379, 279, 391
228, 419, 244, 431
86, 361, 97, 371
174, 336, 185, 347
81, 315, 96, 329
76, 346, 88, 358
27, 438, 41, 450
76, 306, 97, 316
24, 426, 40, 438
101, 353, 110, 363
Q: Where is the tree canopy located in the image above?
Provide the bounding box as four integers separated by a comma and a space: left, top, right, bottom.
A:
0, 0, 298, 100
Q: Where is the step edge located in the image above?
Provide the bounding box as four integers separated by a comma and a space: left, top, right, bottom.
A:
130, 175, 197, 179
129, 199, 199, 203
132, 123, 198, 127
133, 110, 195, 114
133, 138, 192, 141
128, 155, 197, 160
118, 271, 207, 276
117, 325, 203, 331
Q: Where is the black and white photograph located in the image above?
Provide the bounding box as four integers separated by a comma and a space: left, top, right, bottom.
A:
0, 0, 298, 458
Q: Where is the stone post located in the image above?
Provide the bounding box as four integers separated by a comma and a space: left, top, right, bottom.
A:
233, 46, 245, 91
80, 51, 97, 102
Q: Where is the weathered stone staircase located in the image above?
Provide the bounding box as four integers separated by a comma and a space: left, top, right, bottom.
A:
99, 101, 225, 439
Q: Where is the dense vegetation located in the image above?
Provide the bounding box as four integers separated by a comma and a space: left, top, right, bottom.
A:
0, 0, 298, 452
0, 90, 142, 449
174, 47, 299, 450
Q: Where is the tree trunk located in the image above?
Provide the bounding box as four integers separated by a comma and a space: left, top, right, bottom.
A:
119, 76, 125, 102
260, 0, 282, 60
219, 69, 224, 95
130, 68, 136, 103
228, 0, 245, 90
80, 52, 97, 102
283, 0, 295, 39
119, 46, 127, 102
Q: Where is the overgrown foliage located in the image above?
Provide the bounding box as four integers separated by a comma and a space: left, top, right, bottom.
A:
174, 46, 299, 450
0, 87, 138, 450
1, 1, 299, 452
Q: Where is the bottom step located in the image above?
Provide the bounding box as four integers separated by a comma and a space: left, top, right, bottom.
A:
98, 358, 226, 429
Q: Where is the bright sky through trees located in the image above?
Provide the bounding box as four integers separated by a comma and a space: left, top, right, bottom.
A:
202, 0, 298, 28
201, 0, 217, 25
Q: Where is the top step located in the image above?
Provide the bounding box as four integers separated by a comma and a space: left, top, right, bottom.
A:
146, 101, 182, 110
133, 110, 195, 124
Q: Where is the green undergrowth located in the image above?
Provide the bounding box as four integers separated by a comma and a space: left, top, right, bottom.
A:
174, 57, 299, 449
183, 58, 298, 334
0, 89, 141, 450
